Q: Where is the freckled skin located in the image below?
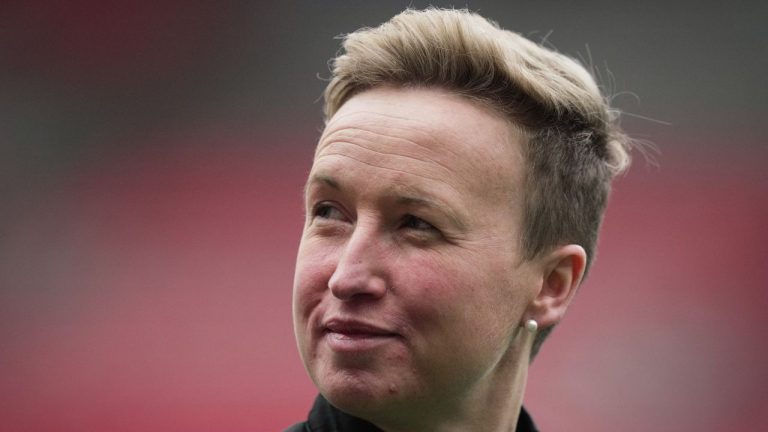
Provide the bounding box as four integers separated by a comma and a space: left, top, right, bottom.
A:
293, 87, 543, 431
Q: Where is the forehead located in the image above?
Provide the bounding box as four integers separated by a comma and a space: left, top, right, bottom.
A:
314, 87, 525, 199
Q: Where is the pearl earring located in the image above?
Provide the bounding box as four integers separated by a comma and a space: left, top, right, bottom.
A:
524, 319, 538, 333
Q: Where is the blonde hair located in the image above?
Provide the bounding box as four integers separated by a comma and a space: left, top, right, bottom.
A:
323, 8, 632, 356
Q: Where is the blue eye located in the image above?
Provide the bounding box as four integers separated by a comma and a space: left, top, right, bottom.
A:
312, 202, 346, 220
401, 215, 437, 231
313, 203, 346, 220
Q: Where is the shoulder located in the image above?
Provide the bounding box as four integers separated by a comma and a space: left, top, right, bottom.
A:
282, 422, 307, 432
518, 406, 540, 432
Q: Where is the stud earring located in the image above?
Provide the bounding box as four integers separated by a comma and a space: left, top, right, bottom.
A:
524, 319, 538, 333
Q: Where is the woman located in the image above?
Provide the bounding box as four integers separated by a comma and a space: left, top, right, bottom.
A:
287, 8, 632, 431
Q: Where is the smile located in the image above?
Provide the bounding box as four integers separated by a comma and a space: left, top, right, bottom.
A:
322, 318, 401, 352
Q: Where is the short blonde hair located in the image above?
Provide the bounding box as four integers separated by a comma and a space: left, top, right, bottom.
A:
323, 8, 632, 356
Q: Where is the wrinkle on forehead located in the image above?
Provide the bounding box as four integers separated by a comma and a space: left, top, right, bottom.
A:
323, 87, 524, 150
320, 110, 464, 158
314, 150, 464, 198
320, 115, 515, 183
319, 127, 462, 182
315, 86, 527, 207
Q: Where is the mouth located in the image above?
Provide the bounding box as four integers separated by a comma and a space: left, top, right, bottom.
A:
322, 318, 401, 352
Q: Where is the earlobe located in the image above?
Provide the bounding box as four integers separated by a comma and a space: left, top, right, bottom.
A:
527, 244, 587, 329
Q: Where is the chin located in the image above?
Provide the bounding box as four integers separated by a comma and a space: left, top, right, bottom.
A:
316, 368, 403, 418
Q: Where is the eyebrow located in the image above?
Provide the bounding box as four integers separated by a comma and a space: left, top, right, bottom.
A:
304, 173, 339, 199
395, 195, 467, 231
305, 173, 466, 231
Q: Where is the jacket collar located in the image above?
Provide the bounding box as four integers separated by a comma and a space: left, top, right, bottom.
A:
301, 394, 539, 431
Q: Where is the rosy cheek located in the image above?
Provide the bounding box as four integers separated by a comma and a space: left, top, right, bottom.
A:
393, 258, 454, 317
294, 249, 335, 315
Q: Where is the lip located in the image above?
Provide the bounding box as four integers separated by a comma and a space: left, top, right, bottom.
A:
321, 318, 401, 352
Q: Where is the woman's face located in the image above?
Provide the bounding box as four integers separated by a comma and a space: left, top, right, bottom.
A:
293, 86, 541, 426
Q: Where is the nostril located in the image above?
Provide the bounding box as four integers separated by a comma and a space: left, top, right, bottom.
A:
329, 227, 388, 300
328, 266, 387, 301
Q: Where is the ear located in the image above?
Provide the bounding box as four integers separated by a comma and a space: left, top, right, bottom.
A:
527, 244, 587, 329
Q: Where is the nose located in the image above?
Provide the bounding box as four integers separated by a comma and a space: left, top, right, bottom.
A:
328, 223, 388, 301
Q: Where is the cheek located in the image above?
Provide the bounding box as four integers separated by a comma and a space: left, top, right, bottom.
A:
392, 255, 519, 390
399, 252, 518, 343
400, 250, 500, 303
392, 254, 473, 333
293, 243, 333, 321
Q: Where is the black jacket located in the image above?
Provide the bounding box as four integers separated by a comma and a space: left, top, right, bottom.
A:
284, 395, 539, 431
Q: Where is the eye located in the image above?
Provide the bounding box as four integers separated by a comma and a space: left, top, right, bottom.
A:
312, 202, 346, 221
401, 214, 438, 232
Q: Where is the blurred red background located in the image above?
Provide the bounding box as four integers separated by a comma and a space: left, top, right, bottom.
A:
2, 2, 766, 431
